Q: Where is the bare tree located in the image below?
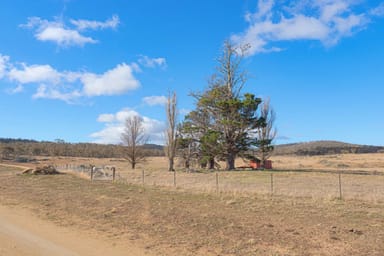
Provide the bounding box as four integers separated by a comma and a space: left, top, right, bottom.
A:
165, 91, 178, 172
255, 98, 277, 167
121, 115, 148, 169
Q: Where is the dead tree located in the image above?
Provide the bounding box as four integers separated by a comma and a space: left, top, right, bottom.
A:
121, 115, 148, 169
165, 91, 178, 172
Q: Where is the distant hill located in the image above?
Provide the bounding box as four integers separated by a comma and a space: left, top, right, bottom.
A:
0, 138, 38, 143
0, 138, 165, 159
142, 144, 164, 151
274, 140, 384, 156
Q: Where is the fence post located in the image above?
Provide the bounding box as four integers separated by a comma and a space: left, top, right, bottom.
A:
338, 173, 342, 200
112, 167, 116, 183
173, 170, 176, 187
142, 169, 145, 185
216, 171, 219, 193
90, 165, 94, 182
270, 173, 274, 195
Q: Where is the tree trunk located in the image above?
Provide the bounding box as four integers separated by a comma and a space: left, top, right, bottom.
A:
131, 162, 136, 169
168, 158, 174, 172
208, 157, 215, 170
226, 152, 236, 170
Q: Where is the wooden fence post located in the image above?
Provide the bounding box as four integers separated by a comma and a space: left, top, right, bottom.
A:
216, 172, 219, 193
338, 173, 342, 200
90, 165, 94, 182
173, 170, 176, 187
270, 173, 274, 195
112, 167, 116, 183
142, 169, 145, 185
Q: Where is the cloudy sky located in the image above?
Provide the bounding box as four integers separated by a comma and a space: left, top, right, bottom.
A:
0, 0, 383, 145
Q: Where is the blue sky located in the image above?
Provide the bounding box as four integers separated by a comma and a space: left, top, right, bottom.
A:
0, 0, 383, 146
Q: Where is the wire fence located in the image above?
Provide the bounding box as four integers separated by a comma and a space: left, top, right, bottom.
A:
56, 164, 384, 202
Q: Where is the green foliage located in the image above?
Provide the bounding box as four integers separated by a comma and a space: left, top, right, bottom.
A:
179, 41, 267, 170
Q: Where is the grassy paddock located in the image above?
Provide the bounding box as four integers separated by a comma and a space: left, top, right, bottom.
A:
0, 165, 384, 255
38, 155, 384, 202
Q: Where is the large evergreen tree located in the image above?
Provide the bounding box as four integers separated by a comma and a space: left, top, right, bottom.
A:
190, 41, 265, 170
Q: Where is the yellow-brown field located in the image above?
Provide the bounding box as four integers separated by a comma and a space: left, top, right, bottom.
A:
19, 153, 383, 202
1, 153, 384, 255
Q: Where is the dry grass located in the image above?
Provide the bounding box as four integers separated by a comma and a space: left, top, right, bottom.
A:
0, 165, 383, 255
13, 154, 384, 201
271, 153, 384, 173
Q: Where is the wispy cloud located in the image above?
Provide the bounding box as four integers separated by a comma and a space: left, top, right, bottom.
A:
70, 15, 119, 31
97, 113, 115, 123
7, 84, 24, 94
90, 108, 165, 144
138, 55, 167, 69
371, 3, 384, 16
32, 85, 82, 102
21, 15, 119, 47
142, 95, 167, 106
0, 54, 10, 79
232, 0, 383, 55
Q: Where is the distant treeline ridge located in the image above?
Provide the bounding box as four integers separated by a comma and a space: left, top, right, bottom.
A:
0, 138, 165, 159
274, 140, 384, 156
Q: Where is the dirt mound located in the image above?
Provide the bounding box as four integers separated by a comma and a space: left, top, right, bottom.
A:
22, 165, 60, 175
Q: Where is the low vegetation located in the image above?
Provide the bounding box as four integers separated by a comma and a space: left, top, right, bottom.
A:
0, 165, 383, 255
0, 138, 164, 160
274, 140, 384, 156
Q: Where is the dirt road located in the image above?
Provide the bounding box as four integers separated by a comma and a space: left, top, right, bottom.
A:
0, 205, 149, 256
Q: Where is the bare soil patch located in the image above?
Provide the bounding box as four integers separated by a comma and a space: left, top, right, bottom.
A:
0, 164, 383, 255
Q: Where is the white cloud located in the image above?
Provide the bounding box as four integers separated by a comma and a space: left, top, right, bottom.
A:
32, 84, 82, 103
371, 3, 384, 16
0, 55, 141, 101
0, 54, 10, 79
179, 108, 191, 115
8, 63, 61, 84
0, 52, 168, 103
89, 124, 125, 145
21, 17, 96, 47
21, 15, 119, 47
70, 15, 120, 31
7, 85, 24, 94
142, 95, 167, 106
138, 55, 167, 69
115, 108, 140, 123
81, 63, 140, 96
232, 0, 378, 55
97, 114, 115, 123
91, 108, 165, 144
36, 26, 97, 46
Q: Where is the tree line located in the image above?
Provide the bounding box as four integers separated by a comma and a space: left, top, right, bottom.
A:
0, 138, 164, 161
